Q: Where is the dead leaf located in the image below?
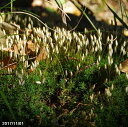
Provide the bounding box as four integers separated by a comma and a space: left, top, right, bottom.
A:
63, 1, 81, 16
119, 59, 128, 73
0, 22, 18, 34
36, 47, 48, 62
123, 29, 128, 37
13, 44, 19, 54
27, 40, 36, 52
0, 56, 16, 70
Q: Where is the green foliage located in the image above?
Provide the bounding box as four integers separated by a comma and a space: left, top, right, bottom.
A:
95, 75, 128, 127
0, 49, 128, 126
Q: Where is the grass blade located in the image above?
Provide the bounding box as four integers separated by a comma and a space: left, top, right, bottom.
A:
71, 0, 98, 32
0, 0, 16, 11
106, 3, 128, 29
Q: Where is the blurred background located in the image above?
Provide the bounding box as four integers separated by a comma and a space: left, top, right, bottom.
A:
32, 0, 128, 25
0, 0, 128, 30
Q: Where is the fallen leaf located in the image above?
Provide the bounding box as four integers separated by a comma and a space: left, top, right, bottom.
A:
26, 40, 36, 53
63, 1, 81, 16
123, 29, 128, 37
36, 46, 48, 62
0, 22, 18, 34
13, 44, 19, 54
119, 59, 128, 73
0, 56, 17, 69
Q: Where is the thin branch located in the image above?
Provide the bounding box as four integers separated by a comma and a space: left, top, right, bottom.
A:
69, 10, 84, 32
46, 0, 71, 21
0, 56, 36, 70
0, 62, 17, 70
10, 11, 55, 31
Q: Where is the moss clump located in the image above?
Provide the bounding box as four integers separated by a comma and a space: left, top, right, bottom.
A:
0, 13, 128, 127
